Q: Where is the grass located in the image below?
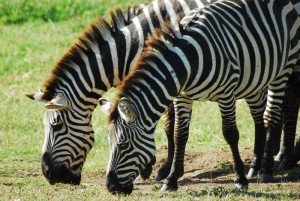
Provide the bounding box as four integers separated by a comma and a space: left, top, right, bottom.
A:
0, 0, 299, 200
0, 0, 142, 24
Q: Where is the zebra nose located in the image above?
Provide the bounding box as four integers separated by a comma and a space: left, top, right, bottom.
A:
106, 171, 119, 193
106, 171, 134, 195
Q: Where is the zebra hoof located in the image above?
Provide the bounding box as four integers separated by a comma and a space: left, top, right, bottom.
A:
274, 152, 284, 162
247, 168, 257, 179
234, 183, 248, 190
278, 159, 296, 171
259, 173, 273, 183
155, 175, 165, 183
160, 184, 178, 192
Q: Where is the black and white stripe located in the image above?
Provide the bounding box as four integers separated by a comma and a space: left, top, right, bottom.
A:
25, 0, 216, 185
105, 0, 300, 194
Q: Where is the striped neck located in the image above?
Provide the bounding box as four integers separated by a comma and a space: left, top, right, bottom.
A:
42, 0, 213, 111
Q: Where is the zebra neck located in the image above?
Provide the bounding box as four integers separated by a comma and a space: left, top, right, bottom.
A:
74, 0, 215, 97
87, 0, 212, 90
122, 58, 186, 128
113, 0, 211, 86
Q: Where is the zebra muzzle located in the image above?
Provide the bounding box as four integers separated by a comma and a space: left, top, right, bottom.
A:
106, 171, 133, 195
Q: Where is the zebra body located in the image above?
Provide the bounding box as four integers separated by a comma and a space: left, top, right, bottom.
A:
105, 0, 300, 194
24, 0, 215, 185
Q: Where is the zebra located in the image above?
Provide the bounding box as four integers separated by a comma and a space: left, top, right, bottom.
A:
101, 0, 300, 194
24, 0, 217, 185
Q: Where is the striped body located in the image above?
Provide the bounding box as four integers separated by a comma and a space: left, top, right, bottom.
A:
24, 0, 216, 185
106, 0, 300, 193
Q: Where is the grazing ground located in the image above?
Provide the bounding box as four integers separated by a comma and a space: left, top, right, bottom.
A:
0, 0, 300, 200
1, 146, 300, 200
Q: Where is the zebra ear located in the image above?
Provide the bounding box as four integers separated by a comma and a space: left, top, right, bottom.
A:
98, 98, 113, 115
45, 95, 69, 110
118, 97, 135, 123
24, 92, 47, 103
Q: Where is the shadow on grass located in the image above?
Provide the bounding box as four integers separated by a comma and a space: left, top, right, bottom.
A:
172, 163, 300, 199
184, 185, 300, 200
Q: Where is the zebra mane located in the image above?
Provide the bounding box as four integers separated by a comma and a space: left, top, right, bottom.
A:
119, 20, 184, 87
41, 5, 146, 101
109, 20, 184, 121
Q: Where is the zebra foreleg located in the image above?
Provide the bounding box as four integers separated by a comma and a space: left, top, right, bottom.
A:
275, 74, 300, 162
218, 94, 248, 189
278, 73, 300, 170
161, 98, 193, 191
279, 136, 300, 171
155, 103, 176, 182
259, 126, 277, 182
245, 91, 267, 179
260, 77, 290, 183
247, 123, 266, 178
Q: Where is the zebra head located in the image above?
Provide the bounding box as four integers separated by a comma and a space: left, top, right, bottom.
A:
99, 98, 156, 195
25, 91, 95, 185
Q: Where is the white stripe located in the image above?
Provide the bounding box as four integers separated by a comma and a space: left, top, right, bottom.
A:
164, 0, 180, 27
127, 17, 145, 71
121, 27, 132, 80
294, 2, 300, 15
143, 5, 156, 34
177, 0, 193, 15
194, 0, 206, 10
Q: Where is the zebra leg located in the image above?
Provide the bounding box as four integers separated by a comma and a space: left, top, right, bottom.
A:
279, 135, 300, 171
260, 75, 291, 183
155, 103, 176, 182
275, 75, 300, 162
278, 74, 300, 170
244, 91, 267, 179
161, 98, 193, 191
218, 94, 248, 189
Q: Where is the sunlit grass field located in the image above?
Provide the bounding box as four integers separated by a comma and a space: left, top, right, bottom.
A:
0, 0, 299, 200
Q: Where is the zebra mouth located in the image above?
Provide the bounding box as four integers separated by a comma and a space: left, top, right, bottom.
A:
42, 164, 81, 185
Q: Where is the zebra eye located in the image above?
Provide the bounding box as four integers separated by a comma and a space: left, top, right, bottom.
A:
51, 121, 63, 130
118, 142, 128, 150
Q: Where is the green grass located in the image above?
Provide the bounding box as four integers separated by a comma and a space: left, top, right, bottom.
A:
0, 0, 141, 24
0, 0, 299, 200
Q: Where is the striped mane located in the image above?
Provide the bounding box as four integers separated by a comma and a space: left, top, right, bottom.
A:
41, 5, 146, 101
109, 21, 183, 122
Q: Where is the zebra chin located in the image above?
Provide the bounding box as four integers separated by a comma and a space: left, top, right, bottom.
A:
41, 153, 82, 185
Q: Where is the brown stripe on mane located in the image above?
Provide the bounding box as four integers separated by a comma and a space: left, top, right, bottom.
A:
41, 6, 145, 101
